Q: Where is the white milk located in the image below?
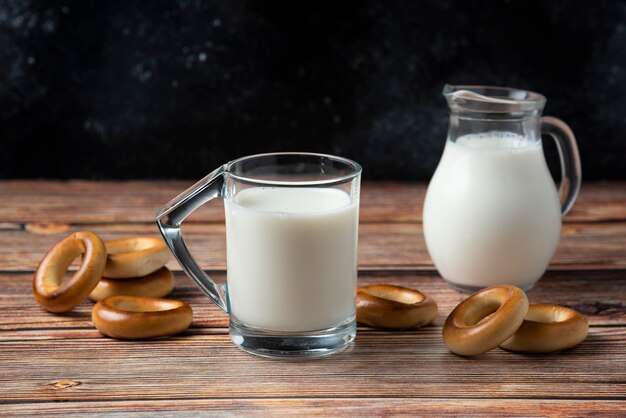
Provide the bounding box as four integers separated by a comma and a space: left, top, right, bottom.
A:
423, 132, 562, 289
224, 187, 358, 332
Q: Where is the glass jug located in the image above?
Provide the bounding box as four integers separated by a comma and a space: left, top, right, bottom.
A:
423, 85, 581, 292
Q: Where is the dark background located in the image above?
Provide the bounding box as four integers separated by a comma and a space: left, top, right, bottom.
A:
1, 0, 625, 180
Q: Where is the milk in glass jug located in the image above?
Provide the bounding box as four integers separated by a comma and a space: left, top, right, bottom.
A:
423, 85, 581, 291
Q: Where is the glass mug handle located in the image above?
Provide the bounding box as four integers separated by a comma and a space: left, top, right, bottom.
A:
156, 165, 229, 312
541, 116, 582, 216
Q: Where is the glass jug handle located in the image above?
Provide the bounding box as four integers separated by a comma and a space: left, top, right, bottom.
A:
156, 165, 229, 312
541, 116, 582, 216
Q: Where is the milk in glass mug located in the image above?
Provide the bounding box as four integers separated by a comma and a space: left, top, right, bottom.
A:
157, 153, 361, 358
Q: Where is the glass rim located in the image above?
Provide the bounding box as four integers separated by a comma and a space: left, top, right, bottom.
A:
443, 84, 546, 113
225, 152, 363, 186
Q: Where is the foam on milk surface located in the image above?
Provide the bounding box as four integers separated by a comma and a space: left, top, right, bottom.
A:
233, 187, 351, 213
225, 187, 358, 332
454, 131, 537, 150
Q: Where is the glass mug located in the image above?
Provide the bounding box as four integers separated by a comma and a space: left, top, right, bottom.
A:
157, 153, 361, 358
423, 85, 582, 292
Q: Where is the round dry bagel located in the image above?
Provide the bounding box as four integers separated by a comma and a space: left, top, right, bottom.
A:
500, 304, 588, 353
89, 267, 175, 302
357, 285, 438, 329
92, 295, 193, 339
103, 236, 170, 278
443, 285, 529, 356
33, 231, 107, 313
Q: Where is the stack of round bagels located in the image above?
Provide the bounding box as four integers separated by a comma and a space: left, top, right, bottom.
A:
356, 283, 588, 355
32, 231, 192, 339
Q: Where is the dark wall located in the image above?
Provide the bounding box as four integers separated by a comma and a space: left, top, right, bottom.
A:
1, 0, 625, 180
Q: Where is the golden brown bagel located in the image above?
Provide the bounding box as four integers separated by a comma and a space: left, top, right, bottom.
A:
500, 304, 589, 353
357, 285, 438, 329
103, 236, 170, 278
33, 231, 107, 312
92, 296, 192, 339
443, 285, 529, 356
89, 267, 175, 302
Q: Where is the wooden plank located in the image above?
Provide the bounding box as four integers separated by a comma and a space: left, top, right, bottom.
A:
569, 181, 626, 222
1, 180, 624, 224
2, 398, 625, 416
1, 181, 625, 412
0, 328, 624, 402
1, 222, 625, 272
6, 223, 420, 271
2, 270, 624, 333
0, 180, 419, 224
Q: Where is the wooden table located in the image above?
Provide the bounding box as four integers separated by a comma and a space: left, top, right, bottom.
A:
1, 181, 625, 416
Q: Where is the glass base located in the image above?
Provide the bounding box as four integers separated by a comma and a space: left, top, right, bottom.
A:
444, 279, 535, 293
229, 317, 356, 359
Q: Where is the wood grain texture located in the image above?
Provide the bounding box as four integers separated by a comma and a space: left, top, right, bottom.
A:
1, 328, 624, 402
1, 180, 625, 224
2, 221, 626, 272
0, 180, 419, 224
1, 180, 625, 415
3, 399, 626, 417
1, 270, 624, 332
